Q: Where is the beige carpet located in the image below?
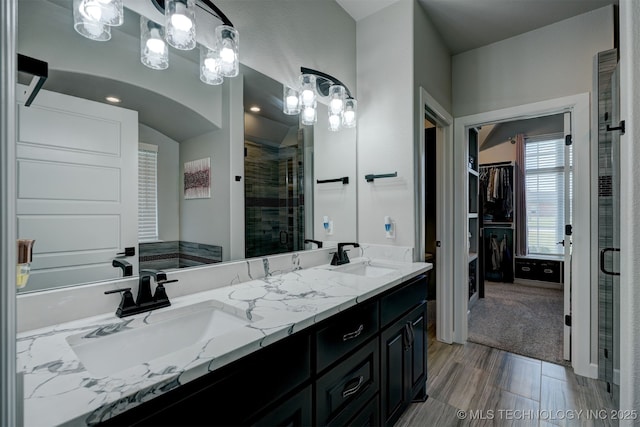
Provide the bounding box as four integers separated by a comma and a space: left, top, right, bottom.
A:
468, 281, 569, 366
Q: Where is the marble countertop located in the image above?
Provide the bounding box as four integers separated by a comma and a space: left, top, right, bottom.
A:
17, 257, 432, 427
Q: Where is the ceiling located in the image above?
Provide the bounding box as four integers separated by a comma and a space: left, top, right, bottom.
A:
336, 0, 617, 54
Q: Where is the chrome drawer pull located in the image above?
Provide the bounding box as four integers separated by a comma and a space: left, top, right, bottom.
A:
342, 375, 365, 398
543, 268, 553, 274
521, 267, 531, 272
342, 324, 364, 341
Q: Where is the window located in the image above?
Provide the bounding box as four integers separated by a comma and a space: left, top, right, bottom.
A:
138, 143, 158, 242
525, 134, 572, 255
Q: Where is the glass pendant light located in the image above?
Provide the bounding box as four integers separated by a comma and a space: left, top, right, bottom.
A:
342, 98, 357, 128
299, 74, 317, 125
199, 45, 223, 85
328, 85, 345, 115
216, 25, 239, 77
140, 17, 168, 70
165, 0, 196, 50
283, 86, 300, 115
78, 0, 123, 26
73, 0, 111, 41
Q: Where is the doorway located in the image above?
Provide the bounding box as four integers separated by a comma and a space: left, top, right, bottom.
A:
417, 88, 454, 344
452, 93, 594, 377
466, 114, 571, 365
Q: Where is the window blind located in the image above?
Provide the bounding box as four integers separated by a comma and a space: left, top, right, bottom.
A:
525, 134, 572, 255
138, 143, 158, 242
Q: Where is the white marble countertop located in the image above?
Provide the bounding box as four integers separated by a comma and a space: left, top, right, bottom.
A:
17, 258, 432, 427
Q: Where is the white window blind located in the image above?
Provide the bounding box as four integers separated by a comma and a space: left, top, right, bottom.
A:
525, 134, 572, 255
138, 143, 158, 242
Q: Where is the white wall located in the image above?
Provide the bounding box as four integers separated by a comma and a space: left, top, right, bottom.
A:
314, 104, 357, 242
357, 0, 414, 247
357, 0, 452, 249
619, 0, 640, 418
414, 1, 452, 114
479, 141, 516, 164
452, 6, 614, 117
139, 125, 180, 242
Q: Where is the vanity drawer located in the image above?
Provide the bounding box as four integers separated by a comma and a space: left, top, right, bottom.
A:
315, 337, 380, 427
380, 274, 427, 328
315, 300, 379, 372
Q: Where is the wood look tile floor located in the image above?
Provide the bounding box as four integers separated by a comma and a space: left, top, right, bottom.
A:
396, 325, 618, 427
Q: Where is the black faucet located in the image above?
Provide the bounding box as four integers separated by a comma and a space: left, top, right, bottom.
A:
304, 239, 323, 249
112, 258, 133, 277
104, 269, 178, 318
330, 242, 360, 266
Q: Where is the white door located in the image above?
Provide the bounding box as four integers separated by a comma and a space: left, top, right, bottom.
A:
16, 85, 138, 291
563, 112, 572, 361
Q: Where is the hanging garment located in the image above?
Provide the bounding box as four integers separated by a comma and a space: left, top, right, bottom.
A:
490, 235, 501, 271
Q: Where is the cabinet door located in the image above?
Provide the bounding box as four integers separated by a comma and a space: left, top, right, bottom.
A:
409, 304, 428, 401
380, 302, 428, 426
250, 385, 312, 427
380, 317, 410, 427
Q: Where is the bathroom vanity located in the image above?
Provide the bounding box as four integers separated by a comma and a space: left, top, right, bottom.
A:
17, 254, 431, 426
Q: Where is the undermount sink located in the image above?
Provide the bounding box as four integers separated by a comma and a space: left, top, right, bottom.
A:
331, 260, 398, 278
66, 300, 257, 377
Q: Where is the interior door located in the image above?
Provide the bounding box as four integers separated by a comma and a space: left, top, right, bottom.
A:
16, 85, 138, 291
562, 111, 572, 361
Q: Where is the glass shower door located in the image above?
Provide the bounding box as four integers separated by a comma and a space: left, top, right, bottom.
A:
597, 48, 620, 405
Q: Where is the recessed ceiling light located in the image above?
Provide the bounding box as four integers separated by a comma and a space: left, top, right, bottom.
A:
105, 96, 121, 103
249, 106, 261, 112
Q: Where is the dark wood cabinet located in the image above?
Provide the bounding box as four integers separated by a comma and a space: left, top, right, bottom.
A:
99, 273, 428, 427
250, 385, 312, 427
380, 285, 428, 427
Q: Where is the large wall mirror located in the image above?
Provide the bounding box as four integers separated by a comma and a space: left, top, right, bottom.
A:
16, 0, 357, 293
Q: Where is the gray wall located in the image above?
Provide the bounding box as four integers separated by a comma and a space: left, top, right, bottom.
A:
452, 6, 614, 117
138, 124, 180, 242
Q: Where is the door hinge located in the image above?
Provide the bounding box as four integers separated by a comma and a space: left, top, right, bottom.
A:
604, 348, 609, 359
435, 241, 441, 247
565, 134, 572, 146
565, 224, 572, 236
565, 315, 572, 327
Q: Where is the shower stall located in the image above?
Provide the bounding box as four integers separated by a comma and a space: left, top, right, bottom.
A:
244, 129, 310, 259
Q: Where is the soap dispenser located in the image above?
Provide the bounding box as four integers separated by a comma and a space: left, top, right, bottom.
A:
16, 239, 35, 289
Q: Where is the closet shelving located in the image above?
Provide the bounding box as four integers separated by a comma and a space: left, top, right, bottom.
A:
468, 128, 479, 304
479, 161, 515, 284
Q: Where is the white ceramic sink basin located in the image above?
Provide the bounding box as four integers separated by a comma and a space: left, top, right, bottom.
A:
332, 261, 397, 278
66, 301, 256, 377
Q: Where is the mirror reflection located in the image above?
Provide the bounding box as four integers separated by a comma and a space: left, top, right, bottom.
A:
16, 0, 354, 293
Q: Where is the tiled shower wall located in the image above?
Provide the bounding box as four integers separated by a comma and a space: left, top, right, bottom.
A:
245, 141, 305, 258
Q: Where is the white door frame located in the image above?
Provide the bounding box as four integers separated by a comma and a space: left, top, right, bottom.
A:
452, 93, 596, 378
416, 87, 454, 344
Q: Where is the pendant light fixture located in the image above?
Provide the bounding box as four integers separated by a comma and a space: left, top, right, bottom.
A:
164, 0, 196, 50
73, 0, 112, 41
140, 17, 168, 70
283, 67, 357, 131
72, 0, 239, 86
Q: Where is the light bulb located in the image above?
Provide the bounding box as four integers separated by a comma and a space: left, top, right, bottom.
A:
301, 89, 315, 107
328, 114, 341, 131
146, 37, 165, 54
204, 57, 217, 72
170, 12, 193, 32
220, 46, 235, 64
343, 110, 355, 123
330, 98, 343, 114
303, 107, 316, 123
81, 2, 102, 21
286, 95, 299, 109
